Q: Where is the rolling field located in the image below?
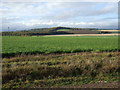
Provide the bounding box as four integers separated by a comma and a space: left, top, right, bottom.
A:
2, 36, 119, 57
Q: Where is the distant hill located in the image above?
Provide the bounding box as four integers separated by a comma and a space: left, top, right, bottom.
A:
2, 27, 111, 36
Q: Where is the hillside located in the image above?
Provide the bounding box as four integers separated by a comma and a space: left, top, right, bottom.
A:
2, 27, 113, 36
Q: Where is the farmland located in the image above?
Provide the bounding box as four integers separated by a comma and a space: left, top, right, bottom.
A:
2, 35, 119, 89
2, 36, 118, 57
1, 1, 119, 89
57, 29, 70, 31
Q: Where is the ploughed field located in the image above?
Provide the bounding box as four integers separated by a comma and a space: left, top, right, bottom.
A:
2, 36, 119, 57
2, 36, 119, 88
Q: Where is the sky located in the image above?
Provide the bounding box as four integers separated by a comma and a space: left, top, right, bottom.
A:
0, 2, 118, 31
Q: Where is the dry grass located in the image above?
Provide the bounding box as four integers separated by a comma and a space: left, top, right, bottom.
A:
2, 52, 119, 88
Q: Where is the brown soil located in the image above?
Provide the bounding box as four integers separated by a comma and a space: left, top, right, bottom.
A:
13, 51, 120, 58
66, 30, 99, 34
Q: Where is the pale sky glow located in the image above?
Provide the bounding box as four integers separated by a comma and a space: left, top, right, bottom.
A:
1, 2, 118, 31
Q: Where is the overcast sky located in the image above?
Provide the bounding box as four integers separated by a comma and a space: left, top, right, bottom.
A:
1, 2, 118, 31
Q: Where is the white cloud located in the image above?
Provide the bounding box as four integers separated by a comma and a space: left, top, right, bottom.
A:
0, 2, 118, 31
1, 0, 119, 2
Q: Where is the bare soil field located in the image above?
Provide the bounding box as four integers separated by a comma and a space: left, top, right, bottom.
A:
45, 34, 120, 36
98, 30, 119, 32
66, 30, 99, 34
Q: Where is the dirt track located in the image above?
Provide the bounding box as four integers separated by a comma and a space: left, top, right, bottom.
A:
45, 34, 119, 36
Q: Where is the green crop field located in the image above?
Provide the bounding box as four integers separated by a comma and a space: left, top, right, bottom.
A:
2, 36, 119, 57
57, 29, 70, 31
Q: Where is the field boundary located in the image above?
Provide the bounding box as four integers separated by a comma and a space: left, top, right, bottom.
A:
44, 34, 120, 36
